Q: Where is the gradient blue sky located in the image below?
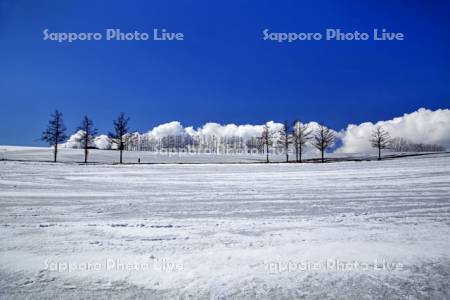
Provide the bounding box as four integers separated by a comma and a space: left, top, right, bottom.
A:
1, 0, 449, 145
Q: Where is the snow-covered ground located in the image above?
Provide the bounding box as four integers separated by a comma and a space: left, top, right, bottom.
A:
0, 152, 449, 299
1, 146, 270, 164
0, 145, 435, 164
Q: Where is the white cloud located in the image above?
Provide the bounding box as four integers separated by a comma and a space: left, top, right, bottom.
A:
337, 108, 450, 153
63, 131, 112, 150
63, 130, 84, 149
192, 122, 266, 138
93, 135, 111, 150
146, 121, 285, 139
63, 108, 448, 154
146, 121, 186, 139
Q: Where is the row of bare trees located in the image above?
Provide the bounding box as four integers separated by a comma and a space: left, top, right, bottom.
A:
262, 121, 335, 163
260, 123, 443, 163
41, 111, 444, 163
388, 137, 445, 152
41, 110, 129, 163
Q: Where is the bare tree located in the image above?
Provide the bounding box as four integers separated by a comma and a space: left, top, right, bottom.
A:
41, 110, 67, 162
292, 120, 312, 163
77, 116, 98, 163
261, 123, 273, 163
370, 126, 391, 160
312, 124, 335, 163
278, 120, 292, 162
109, 112, 130, 164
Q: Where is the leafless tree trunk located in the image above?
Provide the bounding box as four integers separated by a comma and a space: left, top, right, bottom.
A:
292, 120, 312, 163
109, 113, 130, 164
312, 124, 335, 163
278, 120, 292, 162
41, 110, 67, 162
77, 116, 98, 163
261, 123, 272, 163
370, 126, 391, 160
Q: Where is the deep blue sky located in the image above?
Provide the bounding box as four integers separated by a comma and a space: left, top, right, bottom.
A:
1, 0, 449, 145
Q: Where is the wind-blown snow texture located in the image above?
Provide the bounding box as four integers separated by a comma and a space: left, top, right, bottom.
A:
0, 154, 449, 299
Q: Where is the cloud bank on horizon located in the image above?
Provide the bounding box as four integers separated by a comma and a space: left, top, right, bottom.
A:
64, 108, 450, 152
65, 131, 112, 150
337, 108, 450, 153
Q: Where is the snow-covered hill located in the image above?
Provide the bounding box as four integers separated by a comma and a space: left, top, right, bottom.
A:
0, 153, 449, 298
1, 145, 445, 164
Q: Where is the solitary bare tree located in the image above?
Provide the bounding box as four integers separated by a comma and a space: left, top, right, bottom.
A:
312, 124, 335, 163
278, 120, 292, 162
77, 116, 98, 163
261, 123, 273, 163
41, 110, 67, 162
109, 112, 129, 164
370, 126, 391, 160
292, 120, 312, 163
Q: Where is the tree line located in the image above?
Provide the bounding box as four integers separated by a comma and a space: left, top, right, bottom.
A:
261, 121, 336, 163
42, 111, 129, 163
41, 110, 444, 164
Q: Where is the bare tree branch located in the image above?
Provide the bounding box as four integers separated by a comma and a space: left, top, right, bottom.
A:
109, 113, 130, 164
261, 123, 273, 163
292, 120, 312, 163
277, 120, 292, 162
312, 124, 335, 163
370, 126, 391, 160
77, 116, 98, 163
41, 110, 67, 162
